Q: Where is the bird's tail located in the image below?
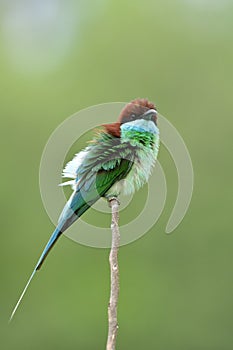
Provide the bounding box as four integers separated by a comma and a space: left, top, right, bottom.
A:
9, 227, 62, 322
35, 227, 62, 271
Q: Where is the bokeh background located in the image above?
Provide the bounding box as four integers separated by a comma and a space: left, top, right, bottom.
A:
1, 0, 232, 349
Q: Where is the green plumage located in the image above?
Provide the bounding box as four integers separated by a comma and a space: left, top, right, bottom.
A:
59, 120, 159, 231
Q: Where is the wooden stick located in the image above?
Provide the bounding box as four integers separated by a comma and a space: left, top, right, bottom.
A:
106, 197, 120, 350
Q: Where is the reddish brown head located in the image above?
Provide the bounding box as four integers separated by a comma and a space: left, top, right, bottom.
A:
103, 98, 157, 138
118, 98, 157, 125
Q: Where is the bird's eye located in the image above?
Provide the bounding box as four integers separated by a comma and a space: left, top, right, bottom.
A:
130, 114, 136, 120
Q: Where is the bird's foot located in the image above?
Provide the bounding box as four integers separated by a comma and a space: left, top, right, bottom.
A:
107, 196, 120, 207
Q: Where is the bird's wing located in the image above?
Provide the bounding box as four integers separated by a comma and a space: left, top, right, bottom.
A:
59, 131, 122, 183
58, 137, 135, 231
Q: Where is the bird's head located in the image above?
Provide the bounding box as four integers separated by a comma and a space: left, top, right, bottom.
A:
118, 98, 158, 126
102, 98, 158, 138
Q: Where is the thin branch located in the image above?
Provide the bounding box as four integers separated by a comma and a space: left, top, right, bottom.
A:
106, 197, 120, 350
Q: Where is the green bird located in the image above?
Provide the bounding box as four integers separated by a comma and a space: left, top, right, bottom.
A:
10, 98, 160, 321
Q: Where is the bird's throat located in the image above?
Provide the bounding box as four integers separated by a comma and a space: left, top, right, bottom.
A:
120, 119, 159, 148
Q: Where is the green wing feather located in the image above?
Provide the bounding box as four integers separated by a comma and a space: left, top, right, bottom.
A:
58, 135, 134, 232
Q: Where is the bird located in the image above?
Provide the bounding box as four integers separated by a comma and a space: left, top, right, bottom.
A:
9, 98, 160, 321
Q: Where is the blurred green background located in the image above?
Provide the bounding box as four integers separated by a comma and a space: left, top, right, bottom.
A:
1, 0, 232, 349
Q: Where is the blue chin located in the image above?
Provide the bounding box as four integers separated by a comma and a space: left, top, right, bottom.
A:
121, 119, 159, 135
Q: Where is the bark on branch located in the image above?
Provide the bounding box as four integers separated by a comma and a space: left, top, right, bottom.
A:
106, 197, 120, 350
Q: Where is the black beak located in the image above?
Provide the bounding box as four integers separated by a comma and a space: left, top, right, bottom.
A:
142, 109, 158, 123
